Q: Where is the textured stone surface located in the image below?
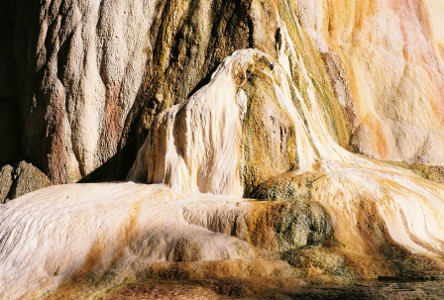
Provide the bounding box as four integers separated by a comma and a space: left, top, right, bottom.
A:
0, 162, 51, 203
8, 0, 159, 182
251, 172, 324, 201
293, 0, 444, 164
9, 161, 52, 199
2, 0, 257, 183
0, 183, 325, 299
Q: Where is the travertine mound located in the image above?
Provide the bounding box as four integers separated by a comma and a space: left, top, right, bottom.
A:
0, 183, 331, 299
0, 1, 444, 299
1, 43, 442, 299
128, 45, 444, 265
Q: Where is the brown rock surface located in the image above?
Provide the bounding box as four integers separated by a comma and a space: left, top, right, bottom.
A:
0, 162, 52, 203
9, 161, 52, 199
0, 164, 13, 203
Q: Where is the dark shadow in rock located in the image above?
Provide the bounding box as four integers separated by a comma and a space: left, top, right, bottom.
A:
0, 99, 21, 167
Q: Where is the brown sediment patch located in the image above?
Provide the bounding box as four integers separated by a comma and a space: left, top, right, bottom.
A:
78, 258, 305, 299
247, 201, 285, 252
97, 278, 231, 300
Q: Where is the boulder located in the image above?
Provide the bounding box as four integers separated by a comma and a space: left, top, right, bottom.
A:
10, 161, 52, 199
0, 161, 51, 203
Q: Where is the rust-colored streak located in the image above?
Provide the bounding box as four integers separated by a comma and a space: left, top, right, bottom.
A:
102, 86, 124, 156
46, 109, 69, 183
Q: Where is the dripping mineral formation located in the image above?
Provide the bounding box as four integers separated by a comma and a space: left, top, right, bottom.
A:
1, 0, 444, 299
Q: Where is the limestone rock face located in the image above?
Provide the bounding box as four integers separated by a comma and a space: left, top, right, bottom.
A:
4, 0, 158, 182
293, 0, 444, 164
1, 0, 254, 183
